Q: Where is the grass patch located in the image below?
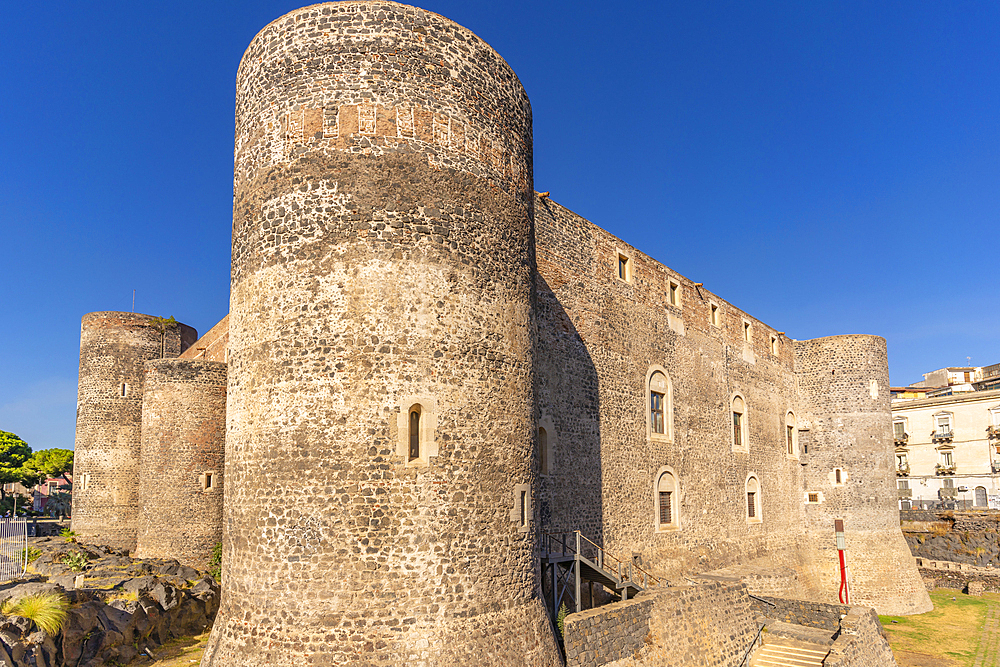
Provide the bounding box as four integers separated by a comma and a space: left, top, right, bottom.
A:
880, 589, 991, 666
105, 590, 138, 604
1, 592, 70, 634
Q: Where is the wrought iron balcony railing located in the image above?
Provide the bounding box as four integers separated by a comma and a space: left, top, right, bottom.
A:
896, 464, 910, 477
935, 463, 956, 476
931, 430, 954, 443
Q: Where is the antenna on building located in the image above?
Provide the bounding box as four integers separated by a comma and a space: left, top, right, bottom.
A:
132, 290, 135, 313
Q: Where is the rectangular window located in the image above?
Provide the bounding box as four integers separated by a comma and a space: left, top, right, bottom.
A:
936, 415, 952, 434
669, 281, 679, 306
943, 477, 955, 488
733, 412, 743, 448
807, 492, 819, 503
519, 490, 527, 527
204, 472, 214, 490
786, 425, 794, 455
747, 492, 756, 518
898, 480, 909, 490
835, 469, 842, 484
942, 452, 954, 466
770, 336, 778, 355
651, 392, 665, 434
743, 321, 751, 342
409, 410, 421, 461
710, 303, 720, 326
659, 491, 672, 524
618, 254, 630, 281
893, 421, 906, 439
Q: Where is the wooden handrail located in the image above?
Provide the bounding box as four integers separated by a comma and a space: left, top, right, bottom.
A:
542, 531, 661, 588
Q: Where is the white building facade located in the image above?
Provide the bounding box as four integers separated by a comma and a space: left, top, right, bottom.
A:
893, 388, 1000, 509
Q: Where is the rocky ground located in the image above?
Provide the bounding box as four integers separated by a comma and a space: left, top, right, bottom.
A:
0, 536, 219, 667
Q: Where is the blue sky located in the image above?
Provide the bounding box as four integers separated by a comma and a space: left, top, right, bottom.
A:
1, 1, 997, 451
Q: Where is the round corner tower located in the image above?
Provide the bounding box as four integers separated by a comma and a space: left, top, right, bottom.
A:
793, 334, 932, 615
72, 311, 197, 550
204, 3, 559, 665
135, 358, 227, 568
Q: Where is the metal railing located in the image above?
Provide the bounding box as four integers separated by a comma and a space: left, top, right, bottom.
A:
739, 622, 766, 667
0, 518, 28, 584
542, 531, 660, 589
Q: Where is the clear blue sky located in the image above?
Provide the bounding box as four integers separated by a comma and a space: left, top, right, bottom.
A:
1, 1, 997, 451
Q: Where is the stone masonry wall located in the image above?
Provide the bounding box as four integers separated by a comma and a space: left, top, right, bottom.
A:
203, 3, 560, 666
72, 312, 195, 550
179, 314, 228, 363
563, 596, 653, 667
582, 580, 759, 667
135, 359, 227, 568
823, 607, 897, 667
534, 194, 811, 582
750, 595, 851, 631
794, 336, 932, 615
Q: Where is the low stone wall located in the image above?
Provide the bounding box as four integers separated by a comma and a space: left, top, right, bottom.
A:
749, 595, 851, 631
562, 597, 653, 667
900, 509, 1000, 533
564, 579, 758, 667
823, 607, 897, 667
920, 567, 1000, 593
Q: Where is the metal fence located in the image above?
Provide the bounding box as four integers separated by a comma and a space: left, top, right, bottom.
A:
0, 518, 28, 583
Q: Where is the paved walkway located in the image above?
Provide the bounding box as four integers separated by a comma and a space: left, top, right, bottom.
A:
974, 599, 1000, 667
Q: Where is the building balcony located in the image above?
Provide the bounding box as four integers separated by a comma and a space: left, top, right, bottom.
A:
988, 425, 1000, 439
935, 464, 956, 476
894, 433, 909, 446
896, 464, 910, 477
939, 487, 959, 498
931, 430, 954, 443
897, 488, 912, 499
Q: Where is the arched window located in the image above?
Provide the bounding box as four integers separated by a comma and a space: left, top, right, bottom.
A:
656, 471, 678, 530
785, 412, 797, 457
746, 476, 761, 522
538, 427, 549, 476
647, 367, 673, 442
408, 405, 422, 461
732, 395, 747, 451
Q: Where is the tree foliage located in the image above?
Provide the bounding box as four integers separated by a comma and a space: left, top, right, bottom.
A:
0, 431, 33, 495
25, 449, 74, 485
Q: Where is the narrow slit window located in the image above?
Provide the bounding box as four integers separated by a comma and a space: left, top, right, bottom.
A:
669, 281, 679, 306
519, 490, 527, 527
409, 407, 421, 461
121, 383, 128, 397
710, 303, 720, 326
747, 492, 756, 518
618, 254, 631, 282
835, 469, 842, 484
743, 321, 751, 342
770, 336, 778, 355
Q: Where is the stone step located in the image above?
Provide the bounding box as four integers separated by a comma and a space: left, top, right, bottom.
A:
750, 641, 828, 667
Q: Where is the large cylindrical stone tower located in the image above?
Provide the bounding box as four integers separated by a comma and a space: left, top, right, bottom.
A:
203, 3, 559, 666
135, 359, 227, 568
794, 335, 931, 615
72, 312, 197, 550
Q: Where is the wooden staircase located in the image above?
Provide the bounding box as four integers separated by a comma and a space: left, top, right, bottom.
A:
749, 637, 829, 667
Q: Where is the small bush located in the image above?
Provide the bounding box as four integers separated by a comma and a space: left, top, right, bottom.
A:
19, 547, 41, 564
931, 525, 950, 538
60, 528, 77, 543
61, 550, 89, 572
208, 542, 222, 581
1, 592, 69, 634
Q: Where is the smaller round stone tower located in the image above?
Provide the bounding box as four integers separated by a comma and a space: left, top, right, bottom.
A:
794, 334, 931, 615
135, 359, 227, 568
72, 312, 196, 550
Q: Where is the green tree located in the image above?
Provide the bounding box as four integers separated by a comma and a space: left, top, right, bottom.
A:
0, 431, 32, 501
150, 315, 178, 358
24, 449, 74, 487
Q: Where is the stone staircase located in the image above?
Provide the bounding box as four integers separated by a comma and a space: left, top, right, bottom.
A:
750, 637, 829, 667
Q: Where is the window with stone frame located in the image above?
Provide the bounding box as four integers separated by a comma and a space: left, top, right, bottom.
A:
668, 280, 681, 307
934, 412, 953, 436
746, 476, 761, 522
710, 303, 720, 327
647, 369, 672, 442
893, 417, 907, 440
656, 471, 678, 530
732, 395, 748, 451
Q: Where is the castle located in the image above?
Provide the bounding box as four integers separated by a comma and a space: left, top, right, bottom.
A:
70, 3, 930, 665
